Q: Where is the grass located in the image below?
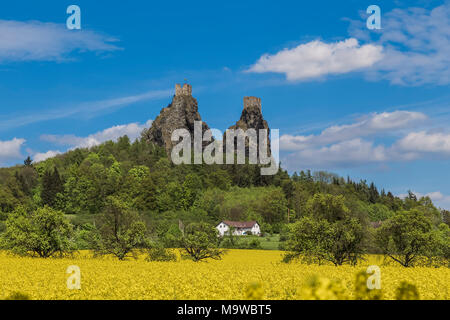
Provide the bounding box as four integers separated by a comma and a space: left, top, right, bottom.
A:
257, 234, 281, 250
237, 234, 281, 250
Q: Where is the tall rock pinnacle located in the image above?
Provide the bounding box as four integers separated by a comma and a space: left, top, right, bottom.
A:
224, 96, 271, 159
141, 83, 210, 156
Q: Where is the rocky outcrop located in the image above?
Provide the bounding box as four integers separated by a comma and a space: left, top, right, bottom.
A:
142, 85, 271, 162
141, 84, 211, 156
223, 96, 271, 159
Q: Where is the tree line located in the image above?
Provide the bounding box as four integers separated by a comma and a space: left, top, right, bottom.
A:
0, 135, 448, 265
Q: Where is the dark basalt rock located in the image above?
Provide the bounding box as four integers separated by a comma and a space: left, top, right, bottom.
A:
141, 84, 210, 157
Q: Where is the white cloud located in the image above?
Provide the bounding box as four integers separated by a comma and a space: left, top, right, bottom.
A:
248, 3, 450, 85
278, 110, 450, 170
283, 138, 388, 169
247, 38, 383, 81
280, 111, 427, 151
0, 20, 120, 63
0, 89, 169, 131
41, 120, 153, 149
0, 138, 25, 164
33, 150, 62, 163
349, 3, 450, 85
395, 131, 450, 155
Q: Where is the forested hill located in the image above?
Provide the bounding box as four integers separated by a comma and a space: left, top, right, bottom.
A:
0, 135, 446, 233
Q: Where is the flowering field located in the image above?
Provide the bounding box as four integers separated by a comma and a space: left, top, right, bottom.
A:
0, 250, 448, 300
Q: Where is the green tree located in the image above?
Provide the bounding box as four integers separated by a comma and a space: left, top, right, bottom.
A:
442, 210, 450, 226
156, 182, 184, 212
92, 197, 148, 260
367, 203, 394, 222
283, 216, 364, 266
182, 174, 203, 210
258, 187, 288, 223
161, 224, 183, 248
375, 209, 438, 267
434, 223, 450, 266
15, 166, 38, 196
23, 156, 33, 167
306, 193, 349, 222
0, 186, 19, 213
134, 175, 157, 211
291, 183, 310, 219
0, 206, 74, 258
206, 170, 231, 191
41, 167, 63, 207
181, 222, 225, 262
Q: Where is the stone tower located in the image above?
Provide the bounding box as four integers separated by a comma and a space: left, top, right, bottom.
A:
243, 96, 261, 110
175, 83, 192, 96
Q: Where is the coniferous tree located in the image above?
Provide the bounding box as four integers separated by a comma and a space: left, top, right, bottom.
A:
23, 156, 33, 167
41, 168, 63, 207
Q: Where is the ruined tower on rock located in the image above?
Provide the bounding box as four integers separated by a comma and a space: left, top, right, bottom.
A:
141, 83, 211, 156
223, 96, 271, 159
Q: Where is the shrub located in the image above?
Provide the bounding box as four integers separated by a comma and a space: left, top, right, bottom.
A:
220, 237, 236, 249
244, 282, 264, 300
4, 292, 31, 300
395, 281, 420, 300
353, 270, 383, 300
300, 275, 348, 300
248, 239, 262, 249
146, 246, 177, 262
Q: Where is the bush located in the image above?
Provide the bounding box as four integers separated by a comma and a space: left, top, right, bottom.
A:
353, 270, 383, 300
161, 225, 183, 248
74, 223, 96, 250
244, 282, 264, 300
220, 237, 236, 249
279, 233, 288, 242
395, 281, 420, 300
146, 246, 177, 262
4, 292, 31, 300
248, 239, 262, 249
300, 275, 348, 300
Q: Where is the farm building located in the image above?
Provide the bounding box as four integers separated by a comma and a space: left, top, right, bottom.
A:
216, 221, 261, 236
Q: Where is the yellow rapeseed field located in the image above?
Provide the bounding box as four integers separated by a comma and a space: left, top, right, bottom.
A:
0, 250, 448, 300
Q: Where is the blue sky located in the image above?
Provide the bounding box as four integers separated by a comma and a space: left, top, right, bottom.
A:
0, 0, 450, 208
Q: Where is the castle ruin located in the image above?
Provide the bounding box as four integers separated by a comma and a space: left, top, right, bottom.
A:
243, 96, 261, 110
175, 83, 192, 96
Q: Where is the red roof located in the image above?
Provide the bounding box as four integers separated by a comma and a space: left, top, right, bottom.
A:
221, 221, 258, 228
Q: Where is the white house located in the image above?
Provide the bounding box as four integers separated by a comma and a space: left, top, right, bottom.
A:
216, 221, 261, 236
